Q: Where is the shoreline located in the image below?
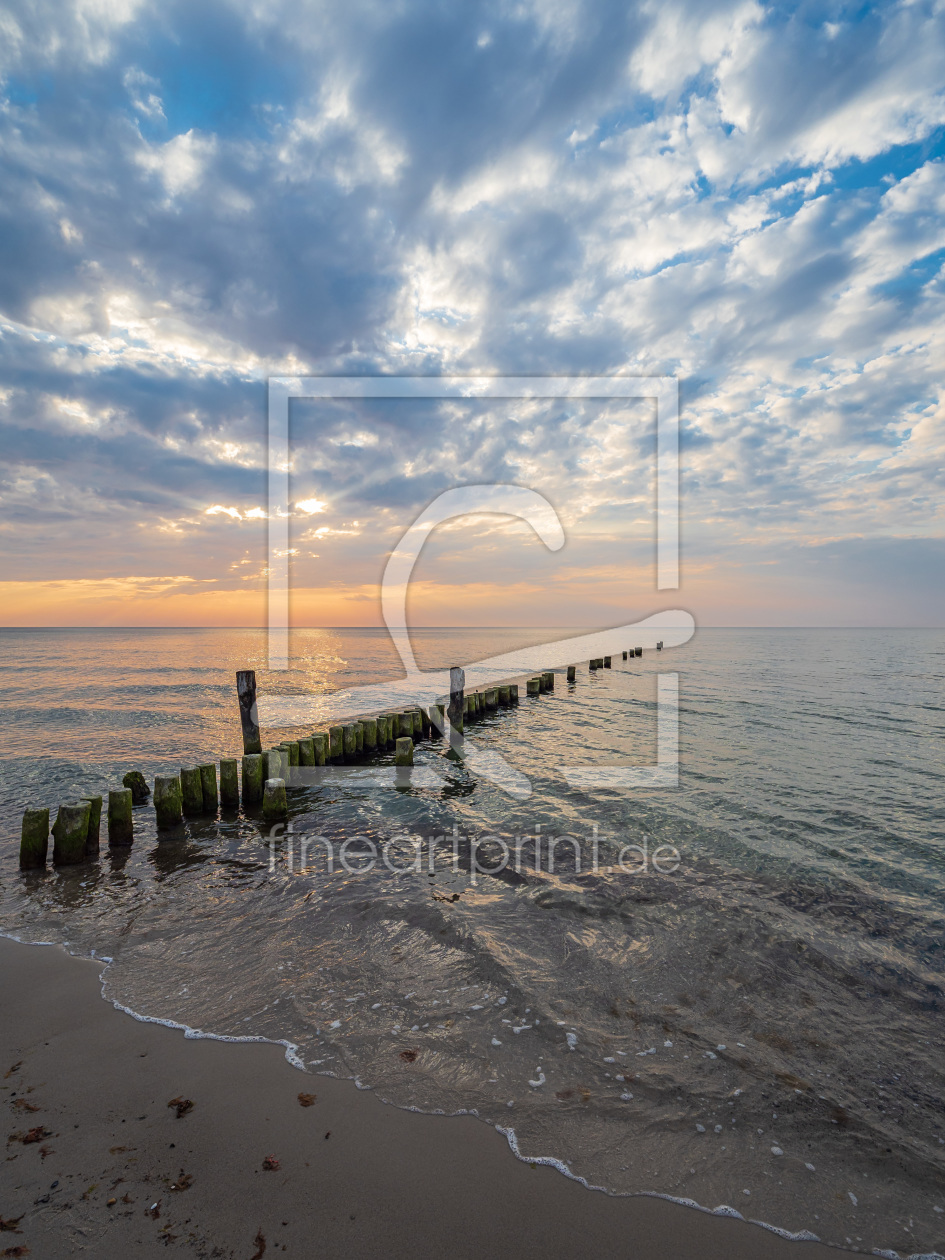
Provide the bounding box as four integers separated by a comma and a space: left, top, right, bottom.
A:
0, 935, 844, 1259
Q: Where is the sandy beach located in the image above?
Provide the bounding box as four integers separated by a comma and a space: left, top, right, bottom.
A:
0, 936, 843, 1259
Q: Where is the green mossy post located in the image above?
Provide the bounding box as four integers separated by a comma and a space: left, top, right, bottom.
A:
20, 807, 49, 869
53, 800, 91, 865
394, 737, 414, 766
355, 723, 364, 754
498, 685, 510, 705
362, 717, 378, 752
298, 738, 315, 767
329, 726, 344, 760
107, 789, 134, 847
262, 778, 287, 822
220, 759, 239, 808
544, 671, 555, 690
80, 795, 103, 857
312, 733, 328, 766
509, 684, 519, 702
287, 741, 300, 767
180, 766, 204, 816
199, 763, 218, 813
485, 688, 498, 709
396, 712, 410, 739
538, 673, 547, 692
236, 669, 262, 755
241, 754, 263, 804
604, 656, 612, 668
343, 723, 358, 758
154, 775, 184, 828
567, 666, 576, 682
122, 770, 150, 804
375, 716, 388, 748
526, 677, 540, 695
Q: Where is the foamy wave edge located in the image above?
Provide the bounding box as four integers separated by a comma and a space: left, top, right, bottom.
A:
4, 936, 942, 1260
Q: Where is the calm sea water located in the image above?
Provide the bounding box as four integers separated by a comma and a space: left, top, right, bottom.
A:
1, 627, 943, 1256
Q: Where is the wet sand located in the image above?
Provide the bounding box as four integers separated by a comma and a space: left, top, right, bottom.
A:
0, 936, 841, 1259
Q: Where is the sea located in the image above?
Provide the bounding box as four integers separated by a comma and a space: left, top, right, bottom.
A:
0, 626, 943, 1257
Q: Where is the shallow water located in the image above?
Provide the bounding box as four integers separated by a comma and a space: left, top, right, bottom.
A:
1, 627, 943, 1256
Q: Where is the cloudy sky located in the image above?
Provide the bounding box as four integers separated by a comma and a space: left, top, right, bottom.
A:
1, 0, 943, 628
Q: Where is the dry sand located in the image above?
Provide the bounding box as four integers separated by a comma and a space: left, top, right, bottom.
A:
0, 936, 842, 1259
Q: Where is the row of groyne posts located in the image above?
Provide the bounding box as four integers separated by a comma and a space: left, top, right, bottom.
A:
19, 642, 663, 870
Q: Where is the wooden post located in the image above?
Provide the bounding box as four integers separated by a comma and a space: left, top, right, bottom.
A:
604, 656, 612, 668
80, 795, 103, 857
122, 770, 150, 803
343, 723, 358, 759
154, 775, 183, 828
498, 685, 510, 705
298, 738, 315, 766
567, 665, 576, 682
544, 671, 555, 690
634, 646, 642, 657
329, 725, 344, 760
509, 684, 519, 702
199, 763, 218, 813
262, 778, 287, 821
312, 734, 328, 765
362, 717, 378, 751
20, 807, 49, 870
485, 688, 498, 708
236, 670, 262, 755
394, 737, 414, 766
589, 659, 598, 671
220, 759, 240, 808
526, 677, 540, 695
241, 754, 263, 804
622, 650, 628, 660
448, 665, 465, 741
107, 790, 133, 847
180, 766, 203, 815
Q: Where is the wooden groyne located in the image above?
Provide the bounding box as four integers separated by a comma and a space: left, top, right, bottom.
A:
20, 646, 660, 867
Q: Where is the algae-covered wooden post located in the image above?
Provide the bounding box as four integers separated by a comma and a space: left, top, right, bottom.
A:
395, 737, 414, 766
329, 725, 344, 760
122, 771, 150, 804
567, 665, 576, 682
526, 677, 540, 695
343, 724, 358, 759
262, 778, 287, 821
53, 800, 91, 865
199, 763, 218, 813
298, 737, 315, 766
236, 670, 262, 755
498, 685, 510, 705
544, 671, 555, 690
220, 759, 239, 808
107, 790, 133, 847
241, 754, 263, 804
362, 717, 378, 752
312, 733, 328, 765
154, 775, 183, 828
180, 766, 203, 816
509, 684, 519, 703
81, 795, 103, 857
20, 807, 49, 870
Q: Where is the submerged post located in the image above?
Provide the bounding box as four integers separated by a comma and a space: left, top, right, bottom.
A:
54, 800, 91, 865
220, 759, 239, 808
20, 807, 49, 870
81, 795, 103, 857
154, 775, 184, 828
107, 790, 134, 847
236, 670, 262, 755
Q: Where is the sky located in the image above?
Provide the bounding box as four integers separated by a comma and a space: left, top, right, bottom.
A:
0, 0, 943, 628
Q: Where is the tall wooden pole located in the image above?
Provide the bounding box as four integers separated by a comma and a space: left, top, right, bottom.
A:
237, 670, 262, 754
